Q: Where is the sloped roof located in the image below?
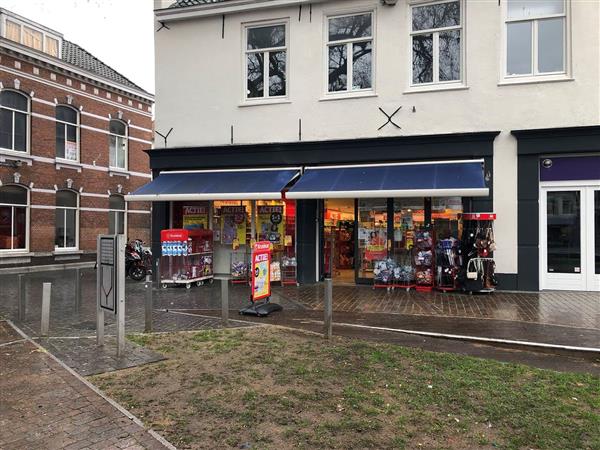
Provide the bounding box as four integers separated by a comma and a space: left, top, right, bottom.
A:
61, 40, 148, 94
168, 0, 227, 8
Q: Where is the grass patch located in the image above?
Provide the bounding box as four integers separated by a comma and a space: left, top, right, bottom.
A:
92, 327, 600, 450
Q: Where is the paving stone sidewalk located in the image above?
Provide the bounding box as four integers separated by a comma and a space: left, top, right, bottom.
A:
0, 321, 171, 450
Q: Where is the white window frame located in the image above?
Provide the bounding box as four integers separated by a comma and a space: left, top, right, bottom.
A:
502, 0, 570, 81
109, 119, 128, 171
55, 105, 80, 163
324, 10, 376, 97
108, 194, 127, 236
0, 89, 30, 154
0, 185, 30, 254
54, 190, 79, 251
408, 0, 465, 88
243, 19, 289, 102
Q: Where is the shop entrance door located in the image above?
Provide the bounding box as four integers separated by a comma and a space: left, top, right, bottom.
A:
540, 186, 600, 291
324, 199, 356, 284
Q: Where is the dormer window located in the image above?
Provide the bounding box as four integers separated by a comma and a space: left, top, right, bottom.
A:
23, 26, 42, 51
5, 20, 20, 43
2, 16, 62, 58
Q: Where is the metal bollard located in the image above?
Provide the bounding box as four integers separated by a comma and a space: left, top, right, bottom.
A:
75, 268, 82, 311
221, 279, 229, 327
144, 274, 153, 333
324, 278, 333, 339
40, 282, 51, 337
17, 274, 26, 321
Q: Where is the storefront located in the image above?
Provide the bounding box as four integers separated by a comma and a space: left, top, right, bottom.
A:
126, 132, 497, 286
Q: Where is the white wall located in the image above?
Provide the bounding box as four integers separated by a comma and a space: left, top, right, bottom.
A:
154, 0, 600, 275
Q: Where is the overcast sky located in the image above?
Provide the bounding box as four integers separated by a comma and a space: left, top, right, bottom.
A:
0, 0, 155, 94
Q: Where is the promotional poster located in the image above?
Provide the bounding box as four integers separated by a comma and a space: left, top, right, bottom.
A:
257, 205, 284, 245
182, 205, 209, 230
221, 206, 247, 245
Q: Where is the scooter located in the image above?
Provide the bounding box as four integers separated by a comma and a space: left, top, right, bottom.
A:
125, 240, 150, 281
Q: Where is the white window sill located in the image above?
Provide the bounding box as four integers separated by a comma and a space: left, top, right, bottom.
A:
0, 150, 33, 166
404, 84, 468, 94
319, 92, 378, 102
109, 167, 130, 178
53, 249, 82, 255
55, 158, 82, 172
0, 251, 32, 258
239, 98, 291, 108
498, 75, 574, 86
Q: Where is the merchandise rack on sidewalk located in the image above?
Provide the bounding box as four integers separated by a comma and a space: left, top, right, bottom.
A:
160, 229, 214, 289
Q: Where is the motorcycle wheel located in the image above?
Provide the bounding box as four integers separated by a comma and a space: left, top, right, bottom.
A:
129, 265, 147, 281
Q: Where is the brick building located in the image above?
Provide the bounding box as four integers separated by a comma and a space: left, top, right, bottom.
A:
0, 8, 154, 268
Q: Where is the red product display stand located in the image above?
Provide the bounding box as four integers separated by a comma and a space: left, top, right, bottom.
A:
159, 229, 214, 289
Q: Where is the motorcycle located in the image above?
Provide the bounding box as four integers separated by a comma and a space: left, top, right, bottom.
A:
125, 239, 152, 281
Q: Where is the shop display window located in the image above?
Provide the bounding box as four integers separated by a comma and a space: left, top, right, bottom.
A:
357, 198, 387, 280
432, 197, 463, 239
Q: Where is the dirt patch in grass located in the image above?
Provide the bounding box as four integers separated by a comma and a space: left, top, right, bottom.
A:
90, 327, 600, 450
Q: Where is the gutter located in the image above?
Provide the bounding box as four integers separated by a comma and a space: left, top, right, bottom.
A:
155, 0, 329, 21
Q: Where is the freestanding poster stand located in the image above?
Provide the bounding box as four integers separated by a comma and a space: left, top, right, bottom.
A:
97, 234, 126, 356
239, 241, 282, 317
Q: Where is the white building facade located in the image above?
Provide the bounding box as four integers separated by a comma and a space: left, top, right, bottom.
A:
139, 0, 600, 292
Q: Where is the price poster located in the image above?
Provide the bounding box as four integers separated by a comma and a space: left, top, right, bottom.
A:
257, 205, 284, 245
251, 241, 272, 301
364, 229, 387, 261
183, 205, 209, 230
221, 206, 246, 245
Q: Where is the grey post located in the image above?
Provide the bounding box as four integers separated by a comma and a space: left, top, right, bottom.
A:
221, 278, 229, 327
75, 268, 82, 312
17, 274, 25, 321
116, 234, 126, 357
144, 274, 153, 333
324, 278, 333, 339
96, 242, 104, 346
40, 282, 51, 337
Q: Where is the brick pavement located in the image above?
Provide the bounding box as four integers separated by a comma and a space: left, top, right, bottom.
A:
0, 321, 171, 450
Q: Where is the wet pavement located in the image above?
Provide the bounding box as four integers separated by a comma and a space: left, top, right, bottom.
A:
0, 320, 170, 450
0, 268, 598, 367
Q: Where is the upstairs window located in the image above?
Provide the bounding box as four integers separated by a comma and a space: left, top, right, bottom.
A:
56, 106, 79, 161
46, 37, 59, 57
506, 0, 566, 77
411, 0, 462, 85
245, 23, 287, 99
5, 20, 21, 43
55, 190, 78, 250
0, 185, 28, 252
109, 120, 127, 170
327, 12, 373, 93
0, 90, 29, 153
23, 26, 43, 51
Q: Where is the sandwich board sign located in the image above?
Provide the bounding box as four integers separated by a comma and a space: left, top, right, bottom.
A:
251, 241, 272, 301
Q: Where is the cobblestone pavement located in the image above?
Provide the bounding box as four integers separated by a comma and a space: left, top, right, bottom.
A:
0, 268, 598, 341
0, 321, 170, 450
40, 337, 166, 377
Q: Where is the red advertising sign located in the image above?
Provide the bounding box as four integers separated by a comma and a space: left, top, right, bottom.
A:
251, 241, 272, 301
160, 229, 189, 242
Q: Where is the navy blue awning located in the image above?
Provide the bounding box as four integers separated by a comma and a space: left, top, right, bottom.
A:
125, 168, 300, 201
286, 160, 488, 199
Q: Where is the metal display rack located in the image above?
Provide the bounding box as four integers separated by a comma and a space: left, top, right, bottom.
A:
459, 213, 497, 294
413, 229, 434, 292
230, 249, 250, 285
160, 229, 214, 289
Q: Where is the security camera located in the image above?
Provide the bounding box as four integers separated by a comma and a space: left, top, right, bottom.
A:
382, 0, 398, 5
